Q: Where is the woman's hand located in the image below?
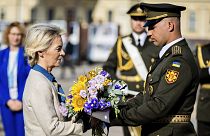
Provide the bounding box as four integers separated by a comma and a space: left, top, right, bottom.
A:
7, 99, 22, 111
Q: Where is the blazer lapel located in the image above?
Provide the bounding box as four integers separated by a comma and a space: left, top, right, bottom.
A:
51, 82, 64, 120
149, 47, 172, 73
2, 48, 9, 88
17, 47, 23, 85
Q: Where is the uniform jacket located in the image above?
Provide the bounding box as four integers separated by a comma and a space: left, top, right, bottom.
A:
196, 43, 210, 122
0, 47, 30, 106
103, 33, 160, 92
110, 39, 199, 136
23, 69, 83, 136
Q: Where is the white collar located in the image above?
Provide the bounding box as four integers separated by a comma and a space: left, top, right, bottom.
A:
159, 37, 184, 58
132, 32, 147, 46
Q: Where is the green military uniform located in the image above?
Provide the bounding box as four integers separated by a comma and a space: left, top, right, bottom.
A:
99, 3, 199, 136
103, 34, 160, 94
110, 38, 199, 136
196, 44, 210, 136
103, 3, 160, 136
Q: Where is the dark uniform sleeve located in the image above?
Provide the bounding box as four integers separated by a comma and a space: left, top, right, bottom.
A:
111, 57, 193, 126
103, 38, 119, 79
199, 68, 210, 84
121, 92, 144, 109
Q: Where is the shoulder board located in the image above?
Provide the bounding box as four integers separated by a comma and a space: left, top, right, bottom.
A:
172, 45, 182, 56
122, 34, 131, 39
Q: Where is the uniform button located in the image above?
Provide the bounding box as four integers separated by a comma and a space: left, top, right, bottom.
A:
150, 78, 153, 82
151, 58, 155, 63
200, 97, 204, 101
149, 85, 153, 95
136, 84, 140, 89
157, 135, 160, 136
149, 66, 152, 71
148, 74, 151, 77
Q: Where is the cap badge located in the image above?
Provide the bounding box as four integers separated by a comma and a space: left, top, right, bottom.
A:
137, 7, 142, 12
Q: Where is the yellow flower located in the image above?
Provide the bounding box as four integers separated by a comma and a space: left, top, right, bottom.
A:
103, 79, 112, 86
65, 98, 71, 104
87, 70, 97, 80
71, 81, 86, 95
78, 75, 87, 83
71, 95, 86, 112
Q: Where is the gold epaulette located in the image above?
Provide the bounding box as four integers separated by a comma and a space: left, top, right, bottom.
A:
201, 84, 210, 89
117, 36, 134, 71
197, 44, 210, 68
172, 45, 182, 56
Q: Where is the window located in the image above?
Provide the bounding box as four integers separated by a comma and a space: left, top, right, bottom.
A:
66, 9, 75, 22
189, 11, 196, 32
31, 8, 37, 23
0, 8, 5, 20
87, 9, 93, 23
108, 10, 112, 22
48, 8, 54, 20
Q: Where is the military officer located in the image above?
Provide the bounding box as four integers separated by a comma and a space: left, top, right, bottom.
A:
93, 2, 199, 136
103, 3, 160, 136
196, 43, 210, 136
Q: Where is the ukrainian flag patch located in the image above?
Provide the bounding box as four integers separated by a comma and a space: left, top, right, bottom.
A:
172, 61, 181, 68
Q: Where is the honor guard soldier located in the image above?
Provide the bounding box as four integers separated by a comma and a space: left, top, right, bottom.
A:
94, 2, 199, 136
103, 3, 160, 136
196, 43, 210, 136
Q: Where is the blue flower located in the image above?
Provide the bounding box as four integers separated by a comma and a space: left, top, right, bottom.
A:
91, 98, 99, 109
106, 101, 111, 107
67, 95, 73, 99
100, 70, 107, 76
115, 84, 121, 89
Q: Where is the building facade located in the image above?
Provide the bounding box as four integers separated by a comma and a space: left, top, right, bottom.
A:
1, 0, 210, 45
92, 0, 210, 46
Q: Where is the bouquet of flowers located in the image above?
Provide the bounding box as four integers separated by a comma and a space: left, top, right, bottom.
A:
59, 67, 127, 135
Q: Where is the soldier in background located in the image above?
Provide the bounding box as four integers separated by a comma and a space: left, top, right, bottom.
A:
103, 3, 160, 136
196, 43, 210, 136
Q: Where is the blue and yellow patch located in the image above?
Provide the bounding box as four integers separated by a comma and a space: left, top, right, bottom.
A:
172, 61, 181, 68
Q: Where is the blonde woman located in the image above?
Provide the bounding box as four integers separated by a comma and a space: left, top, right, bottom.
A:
23, 24, 83, 136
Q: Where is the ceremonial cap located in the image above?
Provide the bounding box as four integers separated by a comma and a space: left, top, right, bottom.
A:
140, 3, 186, 27
127, 3, 146, 17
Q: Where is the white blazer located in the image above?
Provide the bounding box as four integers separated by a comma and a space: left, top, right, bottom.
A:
23, 69, 83, 136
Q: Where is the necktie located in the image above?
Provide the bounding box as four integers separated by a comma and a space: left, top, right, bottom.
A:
138, 39, 141, 46
53, 81, 66, 103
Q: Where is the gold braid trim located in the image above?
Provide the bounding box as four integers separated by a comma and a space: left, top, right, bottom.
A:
197, 45, 207, 68
201, 84, 210, 89
121, 49, 130, 60
117, 37, 134, 71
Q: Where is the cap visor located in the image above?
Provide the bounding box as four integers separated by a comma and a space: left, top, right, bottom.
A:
143, 19, 162, 27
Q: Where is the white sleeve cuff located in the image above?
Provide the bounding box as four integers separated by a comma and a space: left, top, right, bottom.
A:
208, 67, 210, 75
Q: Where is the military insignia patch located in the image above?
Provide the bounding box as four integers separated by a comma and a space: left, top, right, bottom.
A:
165, 69, 179, 84
172, 61, 181, 68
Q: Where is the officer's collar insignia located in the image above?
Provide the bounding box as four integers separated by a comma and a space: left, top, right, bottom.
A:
165, 69, 179, 84
137, 7, 142, 12
172, 61, 181, 68
164, 53, 170, 57
172, 45, 182, 55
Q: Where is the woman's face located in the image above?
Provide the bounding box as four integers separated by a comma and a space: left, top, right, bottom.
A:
42, 36, 65, 70
8, 26, 22, 47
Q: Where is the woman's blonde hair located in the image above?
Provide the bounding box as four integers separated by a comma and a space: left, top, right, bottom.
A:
24, 23, 63, 66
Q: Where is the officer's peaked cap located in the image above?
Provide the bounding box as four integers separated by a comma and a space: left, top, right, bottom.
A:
140, 3, 186, 27
127, 3, 146, 17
